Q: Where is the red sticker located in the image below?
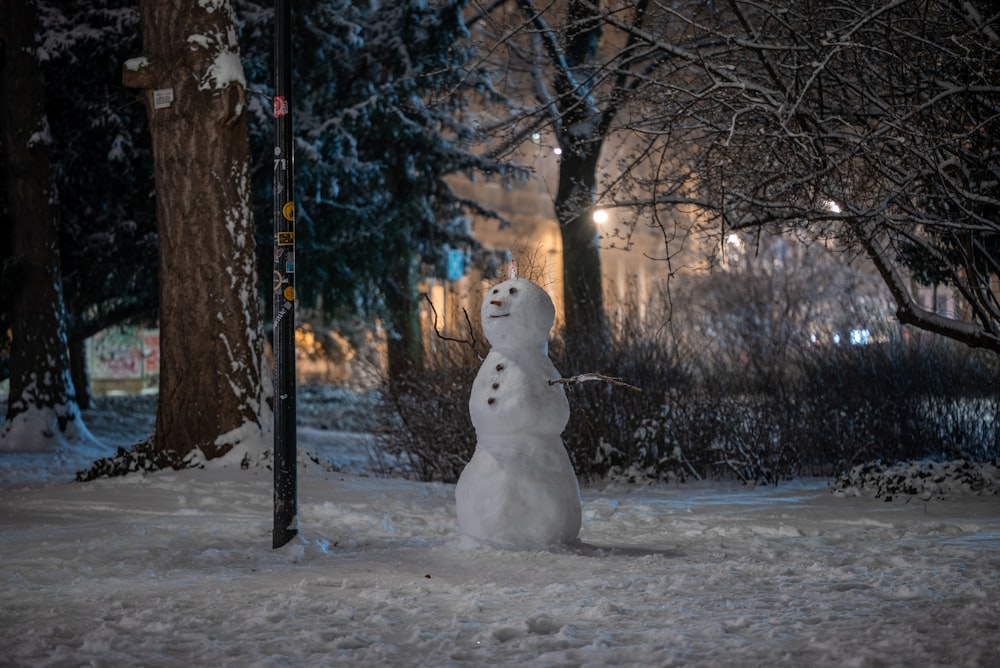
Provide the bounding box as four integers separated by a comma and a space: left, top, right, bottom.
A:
274, 96, 289, 117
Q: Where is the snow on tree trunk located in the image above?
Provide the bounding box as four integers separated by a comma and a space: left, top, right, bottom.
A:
0, 0, 98, 452
68, 338, 91, 412
124, 0, 267, 463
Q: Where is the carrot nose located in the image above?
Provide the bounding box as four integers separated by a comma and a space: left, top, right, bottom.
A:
490, 300, 502, 306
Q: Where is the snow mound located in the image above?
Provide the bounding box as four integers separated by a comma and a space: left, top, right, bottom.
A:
832, 459, 1000, 501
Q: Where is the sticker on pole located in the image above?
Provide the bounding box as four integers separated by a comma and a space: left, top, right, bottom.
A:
277, 231, 294, 246
274, 95, 289, 117
282, 201, 295, 221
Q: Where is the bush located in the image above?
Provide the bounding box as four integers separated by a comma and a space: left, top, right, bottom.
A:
591, 389, 802, 485
832, 459, 1000, 500
794, 337, 1000, 473
371, 364, 478, 483
372, 291, 1000, 485
75, 436, 203, 481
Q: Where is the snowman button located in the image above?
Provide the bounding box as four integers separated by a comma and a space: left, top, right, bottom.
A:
487, 397, 496, 405
496, 364, 504, 371
491, 383, 499, 390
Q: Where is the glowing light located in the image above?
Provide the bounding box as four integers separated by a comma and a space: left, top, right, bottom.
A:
592, 209, 608, 224
553, 147, 562, 155
531, 132, 541, 143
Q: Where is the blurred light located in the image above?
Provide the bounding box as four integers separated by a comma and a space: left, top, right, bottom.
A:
825, 200, 842, 213
850, 328, 871, 345
531, 132, 541, 143
833, 333, 841, 344
726, 233, 742, 249
592, 209, 608, 224
553, 147, 562, 155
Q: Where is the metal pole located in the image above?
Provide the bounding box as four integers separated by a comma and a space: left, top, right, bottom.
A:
272, 0, 297, 549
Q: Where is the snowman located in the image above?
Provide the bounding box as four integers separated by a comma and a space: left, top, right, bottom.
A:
455, 277, 582, 547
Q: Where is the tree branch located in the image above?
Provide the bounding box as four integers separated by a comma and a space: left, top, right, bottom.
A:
849, 219, 1000, 355
423, 293, 484, 359
549, 373, 642, 392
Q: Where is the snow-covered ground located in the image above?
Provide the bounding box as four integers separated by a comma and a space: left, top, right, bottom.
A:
1, 394, 998, 667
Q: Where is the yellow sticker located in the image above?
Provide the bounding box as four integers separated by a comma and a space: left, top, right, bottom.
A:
282, 201, 295, 221
283, 285, 295, 302
277, 231, 294, 246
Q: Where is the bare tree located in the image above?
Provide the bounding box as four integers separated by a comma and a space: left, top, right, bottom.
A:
0, 0, 97, 451
598, 0, 1000, 353
469, 0, 697, 347
123, 0, 267, 464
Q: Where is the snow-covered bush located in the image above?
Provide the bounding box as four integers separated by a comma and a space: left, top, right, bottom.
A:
832, 460, 1000, 501
595, 390, 801, 485
569, 322, 998, 485
594, 421, 691, 485
75, 437, 202, 481
794, 339, 1000, 472
372, 288, 998, 486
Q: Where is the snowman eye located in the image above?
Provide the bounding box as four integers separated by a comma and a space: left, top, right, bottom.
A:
509, 287, 518, 295
491, 288, 498, 295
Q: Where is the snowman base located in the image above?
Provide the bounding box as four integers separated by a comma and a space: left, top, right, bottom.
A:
455, 434, 582, 548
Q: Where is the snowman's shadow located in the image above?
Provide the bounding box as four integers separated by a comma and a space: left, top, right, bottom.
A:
553, 539, 683, 559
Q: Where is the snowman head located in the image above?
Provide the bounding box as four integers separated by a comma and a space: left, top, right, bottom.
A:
481, 277, 555, 350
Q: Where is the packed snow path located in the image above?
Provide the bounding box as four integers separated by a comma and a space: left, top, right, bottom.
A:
0, 397, 998, 666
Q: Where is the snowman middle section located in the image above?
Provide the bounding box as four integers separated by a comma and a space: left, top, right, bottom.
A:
455, 277, 582, 547
469, 346, 569, 437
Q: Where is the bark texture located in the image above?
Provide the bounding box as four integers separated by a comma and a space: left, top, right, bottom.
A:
127, 0, 265, 461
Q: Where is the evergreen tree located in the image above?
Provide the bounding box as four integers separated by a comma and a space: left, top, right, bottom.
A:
239, 0, 518, 380
0, 0, 99, 451
38, 0, 157, 407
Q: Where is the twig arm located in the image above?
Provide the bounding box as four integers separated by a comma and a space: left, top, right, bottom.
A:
423, 293, 483, 359
549, 374, 642, 392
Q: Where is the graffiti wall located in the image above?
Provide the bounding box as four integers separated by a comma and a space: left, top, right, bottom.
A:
88, 326, 160, 390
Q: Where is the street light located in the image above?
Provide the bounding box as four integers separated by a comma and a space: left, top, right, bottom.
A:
592, 209, 608, 224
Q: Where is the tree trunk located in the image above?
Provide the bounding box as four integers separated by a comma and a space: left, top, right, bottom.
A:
125, 0, 266, 463
516, 0, 609, 352
555, 147, 607, 345
0, 0, 94, 451
384, 247, 425, 382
